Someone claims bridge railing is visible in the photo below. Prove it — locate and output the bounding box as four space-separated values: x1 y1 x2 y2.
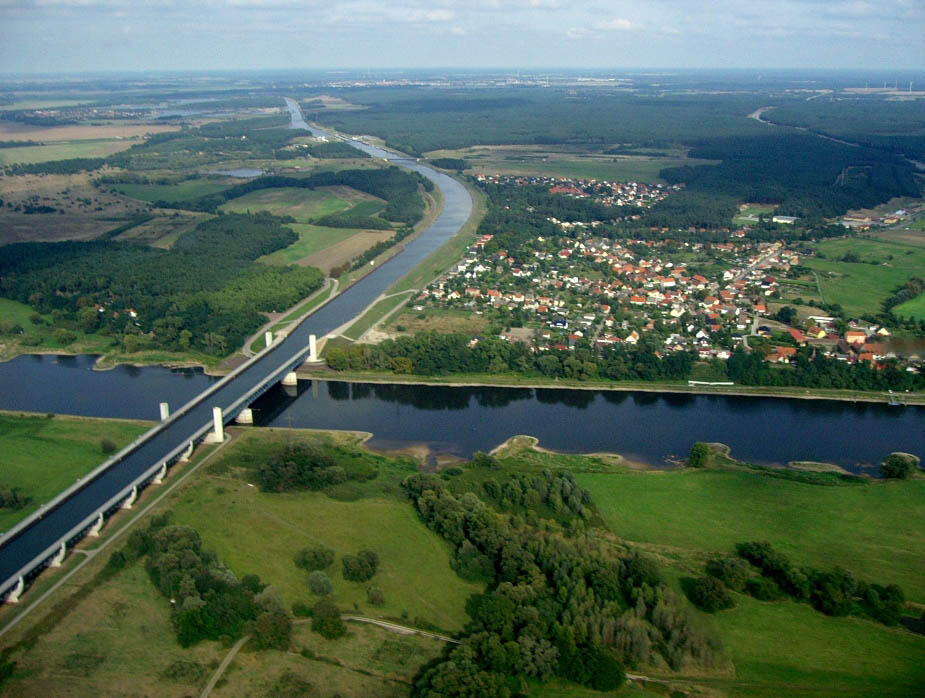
0 336 320 600
0 332 288 552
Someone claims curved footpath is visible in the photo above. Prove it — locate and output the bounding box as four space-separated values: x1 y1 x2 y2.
0 101 473 599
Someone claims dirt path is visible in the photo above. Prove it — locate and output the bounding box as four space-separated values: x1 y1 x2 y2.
340 616 459 643
200 634 250 698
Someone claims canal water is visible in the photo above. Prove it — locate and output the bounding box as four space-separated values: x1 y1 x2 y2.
1 354 921 472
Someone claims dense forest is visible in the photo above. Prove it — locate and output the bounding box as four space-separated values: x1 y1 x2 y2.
0 212 323 355
660 133 920 220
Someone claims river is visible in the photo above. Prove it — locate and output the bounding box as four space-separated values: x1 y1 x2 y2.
1 355 921 473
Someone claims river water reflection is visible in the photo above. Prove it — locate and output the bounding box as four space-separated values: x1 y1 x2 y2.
1 354 921 472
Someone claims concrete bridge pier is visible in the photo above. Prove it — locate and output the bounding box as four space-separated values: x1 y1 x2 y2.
121 485 138 510
205 406 225 443
235 408 254 425
180 440 194 462
6 577 24 604
49 542 66 568
159 402 170 421
282 371 298 386
309 334 318 362
265 331 273 349
152 462 167 484
89 512 104 537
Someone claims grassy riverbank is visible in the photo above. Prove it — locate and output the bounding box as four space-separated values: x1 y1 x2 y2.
0 412 151 531
1 424 921 697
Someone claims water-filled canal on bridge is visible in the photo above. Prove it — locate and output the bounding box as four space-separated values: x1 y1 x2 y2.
1 354 921 471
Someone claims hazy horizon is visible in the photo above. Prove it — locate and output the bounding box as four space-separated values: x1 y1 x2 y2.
1 0 923 74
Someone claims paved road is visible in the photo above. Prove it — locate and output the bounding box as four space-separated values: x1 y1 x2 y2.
0 99 473 599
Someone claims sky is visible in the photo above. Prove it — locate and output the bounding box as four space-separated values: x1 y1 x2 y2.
1 0 923 74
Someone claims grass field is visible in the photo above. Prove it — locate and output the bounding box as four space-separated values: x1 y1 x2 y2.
699 594 925 697
804 237 925 317
0 140 132 165
0 413 150 531
258 223 374 266
578 468 925 602
426 145 718 183
113 180 231 204
341 292 414 341
387 308 489 337
219 187 353 220
168 431 480 631
894 293 925 321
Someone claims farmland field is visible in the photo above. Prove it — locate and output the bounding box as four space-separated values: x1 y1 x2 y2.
894 293 925 320
113 180 231 204
219 187 353 220
804 237 925 317
0 140 133 165
258 223 379 266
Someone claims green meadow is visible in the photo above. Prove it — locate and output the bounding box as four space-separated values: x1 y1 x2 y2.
804 237 925 317
0 413 150 530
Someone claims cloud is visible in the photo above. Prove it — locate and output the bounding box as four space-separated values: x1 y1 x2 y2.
450 25 465 35
407 8 454 22
593 17 633 31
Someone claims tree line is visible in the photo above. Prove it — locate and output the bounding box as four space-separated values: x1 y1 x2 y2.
0 212 324 356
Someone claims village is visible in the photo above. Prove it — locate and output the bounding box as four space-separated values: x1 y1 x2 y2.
410 175 920 376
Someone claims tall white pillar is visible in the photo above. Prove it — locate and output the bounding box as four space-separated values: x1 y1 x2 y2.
159 402 170 421
265 331 273 349
212 406 224 442
309 334 318 361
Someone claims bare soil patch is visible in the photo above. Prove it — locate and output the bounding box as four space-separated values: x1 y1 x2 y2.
299 230 393 273
0 121 179 142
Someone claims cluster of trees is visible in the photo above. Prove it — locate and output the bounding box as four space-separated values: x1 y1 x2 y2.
2 157 106 176
255 442 347 492
314 213 392 230
294 546 335 572
404 472 721 696
120 519 291 649
348 224 414 270
342 550 379 582
880 453 920 480
726 346 924 392
734 541 906 625
429 157 469 171
0 212 324 356
327 330 695 384
0 487 29 510
481 471 594 521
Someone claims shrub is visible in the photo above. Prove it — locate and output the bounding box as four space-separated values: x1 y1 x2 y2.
294 546 335 572
342 549 379 582
687 576 734 612
308 571 333 596
311 599 346 639
880 453 916 479
705 557 749 591
745 576 783 601
292 601 311 617
688 442 711 467
367 586 385 606
100 438 118 454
